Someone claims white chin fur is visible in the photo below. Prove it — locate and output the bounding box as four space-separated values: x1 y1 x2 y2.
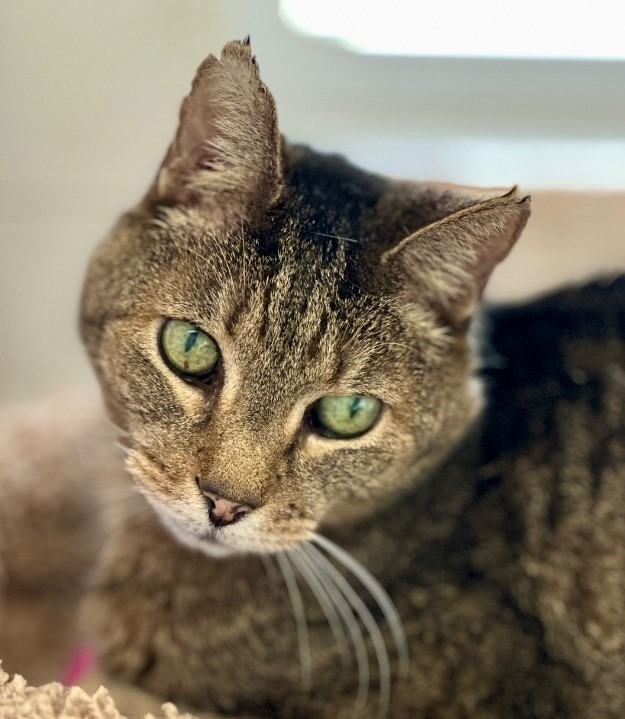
140 488 312 557
138 491 242 557
159 513 244 558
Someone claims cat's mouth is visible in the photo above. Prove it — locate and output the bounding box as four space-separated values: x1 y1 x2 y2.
195 530 245 557
124 451 316 555
145 489 315 557
164 517 243 557
164 513 314 558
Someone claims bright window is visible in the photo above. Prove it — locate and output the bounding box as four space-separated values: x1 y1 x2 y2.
281 0 625 60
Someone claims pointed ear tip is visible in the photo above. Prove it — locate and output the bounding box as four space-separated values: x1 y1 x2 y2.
500 187 531 210
221 38 254 60
188 40 259 91
501 185 527 200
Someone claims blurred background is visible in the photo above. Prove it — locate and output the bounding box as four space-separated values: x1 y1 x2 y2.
1 0 624 402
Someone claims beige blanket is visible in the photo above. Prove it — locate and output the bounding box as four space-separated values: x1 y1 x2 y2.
0 664 199 719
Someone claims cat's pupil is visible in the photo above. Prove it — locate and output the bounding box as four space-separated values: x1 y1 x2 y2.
184 329 199 353
312 394 382 439
349 397 363 419
159 319 219 379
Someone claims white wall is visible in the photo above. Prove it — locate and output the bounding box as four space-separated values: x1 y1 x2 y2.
1 0 624 402
0 1 237 402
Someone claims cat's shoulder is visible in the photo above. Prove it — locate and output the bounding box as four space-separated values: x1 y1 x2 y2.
482 274 625 406
477 273 625 544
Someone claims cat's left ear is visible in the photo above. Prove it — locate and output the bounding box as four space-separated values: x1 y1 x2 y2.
148 38 283 229
381 189 530 327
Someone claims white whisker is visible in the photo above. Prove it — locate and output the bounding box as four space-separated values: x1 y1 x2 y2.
290 547 351 668
304 542 391 719
310 231 359 245
113 442 132 457
297 544 370 710
276 551 312 692
312 533 409 676
260 552 281 589
89 474 154 530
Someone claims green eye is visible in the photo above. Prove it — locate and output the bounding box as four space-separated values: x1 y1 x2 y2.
159 319 219 378
311 395 382 439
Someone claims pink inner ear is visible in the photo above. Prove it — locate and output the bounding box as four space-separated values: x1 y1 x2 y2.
148 40 284 230
472 200 531 296
472 226 521 298
381 194 530 327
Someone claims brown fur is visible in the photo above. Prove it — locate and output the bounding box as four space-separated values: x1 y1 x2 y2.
79 41 529 559
2 40 624 719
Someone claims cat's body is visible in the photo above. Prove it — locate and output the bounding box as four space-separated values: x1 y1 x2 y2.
79 277 625 719
1 40 624 718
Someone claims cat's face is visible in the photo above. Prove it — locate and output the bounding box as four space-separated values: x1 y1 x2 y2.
80 40 529 556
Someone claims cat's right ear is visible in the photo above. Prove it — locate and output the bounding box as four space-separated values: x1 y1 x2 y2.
381 189 530 329
148 39 283 229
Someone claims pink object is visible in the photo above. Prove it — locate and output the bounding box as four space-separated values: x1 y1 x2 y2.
61 644 96 686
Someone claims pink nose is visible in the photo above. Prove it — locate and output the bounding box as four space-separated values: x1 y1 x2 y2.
196 478 254 527
205 493 250 527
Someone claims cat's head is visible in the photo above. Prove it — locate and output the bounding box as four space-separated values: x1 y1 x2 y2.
80 40 529 556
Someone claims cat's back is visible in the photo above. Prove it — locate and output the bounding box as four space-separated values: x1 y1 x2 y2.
481 275 625 522
474 276 625 715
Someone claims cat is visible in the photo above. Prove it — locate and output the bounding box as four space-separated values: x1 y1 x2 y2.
2 37 625 718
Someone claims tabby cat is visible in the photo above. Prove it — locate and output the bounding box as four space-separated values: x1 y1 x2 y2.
4 39 625 718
